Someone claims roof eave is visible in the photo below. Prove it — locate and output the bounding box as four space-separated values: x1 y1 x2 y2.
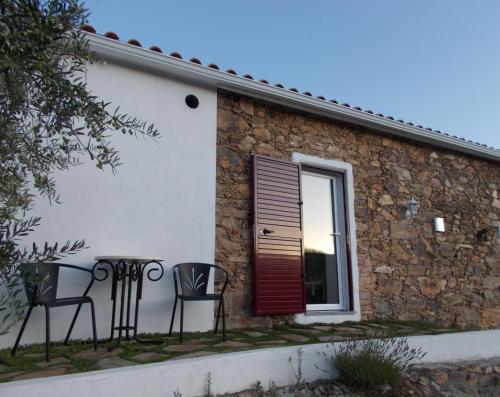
87 33 500 163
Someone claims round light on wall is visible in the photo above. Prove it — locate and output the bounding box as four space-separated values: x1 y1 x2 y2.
185 94 199 109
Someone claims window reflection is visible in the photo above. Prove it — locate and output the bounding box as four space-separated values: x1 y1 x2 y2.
302 173 340 305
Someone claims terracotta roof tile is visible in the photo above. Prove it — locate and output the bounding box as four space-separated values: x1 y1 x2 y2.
127 39 142 47
81 24 96 33
80 25 498 152
104 31 119 40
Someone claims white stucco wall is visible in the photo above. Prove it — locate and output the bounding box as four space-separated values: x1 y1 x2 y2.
0 61 218 349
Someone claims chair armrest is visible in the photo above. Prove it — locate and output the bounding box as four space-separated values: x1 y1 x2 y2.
212 265 229 295
49 263 94 297
55 263 93 274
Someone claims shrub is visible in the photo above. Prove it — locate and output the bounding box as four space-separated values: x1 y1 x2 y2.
319 337 426 389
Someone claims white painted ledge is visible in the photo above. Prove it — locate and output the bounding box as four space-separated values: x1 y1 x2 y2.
1 330 499 397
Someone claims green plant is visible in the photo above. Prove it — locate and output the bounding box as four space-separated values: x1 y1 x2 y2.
267 380 278 397
173 387 182 397
204 372 213 397
252 380 264 397
320 337 426 389
288 347 310 394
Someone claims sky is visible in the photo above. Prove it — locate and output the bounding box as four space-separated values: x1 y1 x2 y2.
84 0 500 148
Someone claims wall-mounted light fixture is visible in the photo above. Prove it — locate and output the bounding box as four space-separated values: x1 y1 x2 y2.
433 218 445 233
405 196 419 220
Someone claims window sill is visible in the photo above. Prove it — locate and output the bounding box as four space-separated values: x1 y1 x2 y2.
305 310 356 316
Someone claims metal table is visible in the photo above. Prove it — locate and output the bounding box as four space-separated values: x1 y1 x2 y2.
93 256 164 345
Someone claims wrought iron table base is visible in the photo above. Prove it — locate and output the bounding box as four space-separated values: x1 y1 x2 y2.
93 259 164 346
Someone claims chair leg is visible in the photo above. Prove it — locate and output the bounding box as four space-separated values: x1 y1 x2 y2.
44 305 51 362
64 303 83 345
168 297 178 337
11 305 34 356
221 297 226 342
90 301 98 350
214 299 223 334
179 299 184 343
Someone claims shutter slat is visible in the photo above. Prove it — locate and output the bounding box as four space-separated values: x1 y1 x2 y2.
258 179 300 191
253 155 306 316
257 172 300 183
257 188 300 200
258 211 301 219
257 219 301 228
257 198 300 208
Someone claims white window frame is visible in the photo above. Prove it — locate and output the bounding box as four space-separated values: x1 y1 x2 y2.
292 153 361 324
301 170 348 311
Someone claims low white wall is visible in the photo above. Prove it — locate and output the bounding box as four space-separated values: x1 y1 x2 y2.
1 330 499 397
0 61 218 349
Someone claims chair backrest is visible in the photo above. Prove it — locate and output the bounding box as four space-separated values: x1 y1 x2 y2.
174 263 216 298
20 262 59 305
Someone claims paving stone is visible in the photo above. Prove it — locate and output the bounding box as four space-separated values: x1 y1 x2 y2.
35 356 71 368
396 325 417 332
74 347 123 360
24 352 45 359
213 340 251 348
163 344 203 353
244 331 267 337
131 352 168 362
366 323 390 329
318 335 350 342
347 324 371 330
255 340 287 345
366 328 390 337
94 356 135 370
172 351 218 360
187 337 218 344
13 367 67 381
333 327 364 334
289 328 322 335
313 325 334 332
280 333 310 343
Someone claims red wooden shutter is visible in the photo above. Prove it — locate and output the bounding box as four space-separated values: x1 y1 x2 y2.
252 155 306 315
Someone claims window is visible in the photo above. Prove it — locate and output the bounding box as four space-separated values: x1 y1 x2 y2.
301 168 350 311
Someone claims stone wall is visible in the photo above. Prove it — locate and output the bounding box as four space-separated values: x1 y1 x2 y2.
215 90 500 329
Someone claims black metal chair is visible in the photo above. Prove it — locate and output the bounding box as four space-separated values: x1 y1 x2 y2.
11 262 98 361
168 263 228 342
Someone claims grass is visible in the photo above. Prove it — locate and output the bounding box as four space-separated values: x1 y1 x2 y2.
0 320 462 382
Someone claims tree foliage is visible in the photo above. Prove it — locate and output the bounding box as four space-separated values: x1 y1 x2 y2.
0 0 158 333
